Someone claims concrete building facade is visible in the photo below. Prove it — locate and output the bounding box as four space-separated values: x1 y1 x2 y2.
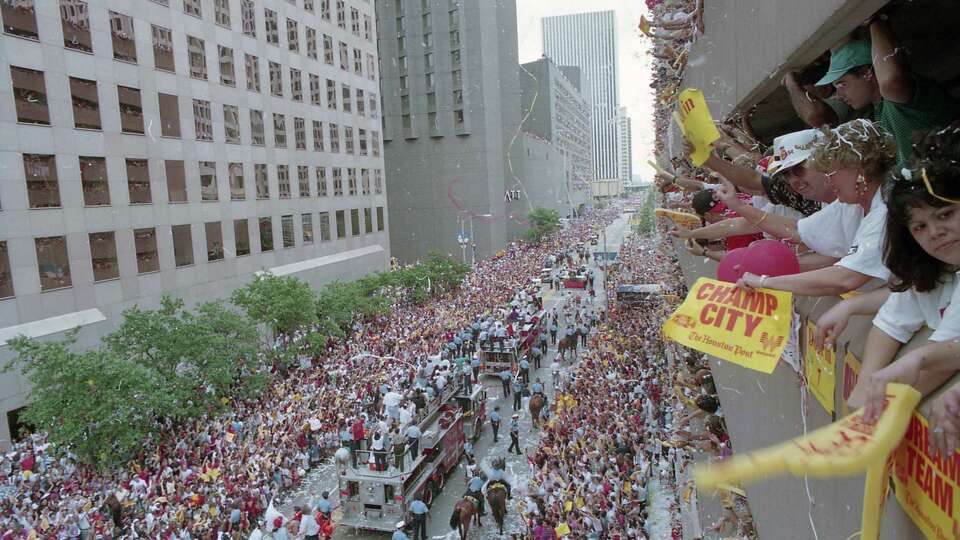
0 0 389 444
542 10 619 182
617 107 631 187
376 0 520 263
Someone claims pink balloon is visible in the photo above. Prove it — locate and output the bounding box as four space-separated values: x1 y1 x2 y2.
716 247 746 283
740 239 800 277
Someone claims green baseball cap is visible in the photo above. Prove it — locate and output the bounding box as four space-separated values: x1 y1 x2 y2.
816 40 873 86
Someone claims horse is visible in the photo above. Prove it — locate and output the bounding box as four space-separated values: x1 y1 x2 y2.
486 482 508 536
529 394 547 429
449 496 480 540
557 335 577 360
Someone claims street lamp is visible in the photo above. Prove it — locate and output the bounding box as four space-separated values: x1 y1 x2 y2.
469 214 493 266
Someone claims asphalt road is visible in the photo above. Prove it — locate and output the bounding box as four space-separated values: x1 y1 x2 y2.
287 214 633 539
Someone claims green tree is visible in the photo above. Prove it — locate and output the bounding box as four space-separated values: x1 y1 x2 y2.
525 207 562 244
230 272 318 334
4 333 173 468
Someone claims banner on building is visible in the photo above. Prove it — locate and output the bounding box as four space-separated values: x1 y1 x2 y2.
662 278 792 374
676 88 722 166
804 321 837 414
892 412 960 540
841 350 862 416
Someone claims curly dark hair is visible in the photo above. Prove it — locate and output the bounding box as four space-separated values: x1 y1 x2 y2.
691 189 718 216
883 126 960 292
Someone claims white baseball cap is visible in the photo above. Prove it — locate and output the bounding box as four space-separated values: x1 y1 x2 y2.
766 129 823 177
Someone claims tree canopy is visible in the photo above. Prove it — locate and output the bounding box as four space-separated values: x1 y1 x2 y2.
524 207 562 244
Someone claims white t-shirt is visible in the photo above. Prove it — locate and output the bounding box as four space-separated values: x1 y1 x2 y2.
836 190 892 281
796 199 863 258
874 273 959 343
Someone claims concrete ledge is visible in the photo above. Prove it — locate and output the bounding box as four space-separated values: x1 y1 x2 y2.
257 245 386 278
0 308 106 348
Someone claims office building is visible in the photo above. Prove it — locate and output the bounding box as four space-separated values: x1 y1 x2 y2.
376 0 520 263
0 0 388 443
542 10 619 181
618 107 632 187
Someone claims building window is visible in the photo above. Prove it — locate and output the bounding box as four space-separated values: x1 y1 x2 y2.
370 94 378 118
306 27 317 59
89 232 119 282
345 127 354 154
273 113 287 147
377 206 385 231
312 120 324 151
265 9 279 44
302 213 314 243
152 25 175 71
339 41 349 70
69 77 100 130
316 167 328 197
269 61 283 96
118 86 144 134
250 109 265 145
342 84 351 113
374 169 383 194
35 236 71 291
361 168 370 194
326 79 337 110
455 109 464 127
10 66 49 125
219 46 236 86
199 161 218 201
158 93 180 137
335 210 346 238
23 154 60 209
400 76 408 91
359 129 368 156
402 113 411 130
259 217 274 252
310 74 321 105
453 88 463 105
255 163 269 199
320 0 330 20
372 131 380 156
426 72 435 90
134 228 159 273
350 209 360 236
449 8 459 27
61 0 92 53
332 167 343 196
290 68 302 101
245 54 261 92
229 163 245 200
298 166 310 197
319 212 331 241
363 14 372 41
109 11 136 63
224 104 241 143
364 207 373 233
205 222 224 261
450 29 459 47
336 0 346 28
79 156 110 206
356 89 365 116
294 117 306 149
234 219 251 256
171 224 194 267
424 52 434 71
353 48 362 75
187 36 207 79
304 0 315 13
193 99 213 140
165 160 187 202
452 69 462 87
214 0 231 27
286 18 298 51
329 123 340 152
451 49 460 67
350 8 360 35
323 34 334 64
183 0 201 17
367 54 376 81
241 1 256 37
347 167 357 195
277 165 290 198
281 215 295 248
3 0 38 39
126 158 151 204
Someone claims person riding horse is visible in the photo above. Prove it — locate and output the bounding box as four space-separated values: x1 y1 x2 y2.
530 378 546 402
489 462 512 501
464 474 486 517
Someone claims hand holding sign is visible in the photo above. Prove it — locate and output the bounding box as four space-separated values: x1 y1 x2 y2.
677 88 722 166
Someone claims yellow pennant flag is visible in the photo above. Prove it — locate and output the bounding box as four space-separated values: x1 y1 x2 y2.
662 278 792 374
639 15 653 37
695 383 921 540
804 321 836 414
655 208 701 230
677 88 722 166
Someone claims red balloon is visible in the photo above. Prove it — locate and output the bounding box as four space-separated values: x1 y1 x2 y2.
716 247 746 283
740 239 800 277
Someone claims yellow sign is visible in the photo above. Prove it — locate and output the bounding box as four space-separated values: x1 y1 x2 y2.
891 412 960 540
804 321 836 414
662 278 793 374
841 350 862 416
677 88 722 166
696 384 921 540
639 15 653 37
655 208 701 230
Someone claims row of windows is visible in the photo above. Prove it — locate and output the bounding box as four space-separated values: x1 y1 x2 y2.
9 67 382 153
19 154 384 210
0 207 385 298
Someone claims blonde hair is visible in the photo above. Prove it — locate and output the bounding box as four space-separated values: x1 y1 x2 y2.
810 119 897 182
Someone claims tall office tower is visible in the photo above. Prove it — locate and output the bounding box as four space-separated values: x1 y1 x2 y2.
542 10 619 181
618 107 632 186
0 0 389 443
376 0 520 263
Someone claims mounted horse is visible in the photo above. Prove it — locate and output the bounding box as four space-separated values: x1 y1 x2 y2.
486 480 509 536
557 334 578 360
529 393 548 429
449 495 480 540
